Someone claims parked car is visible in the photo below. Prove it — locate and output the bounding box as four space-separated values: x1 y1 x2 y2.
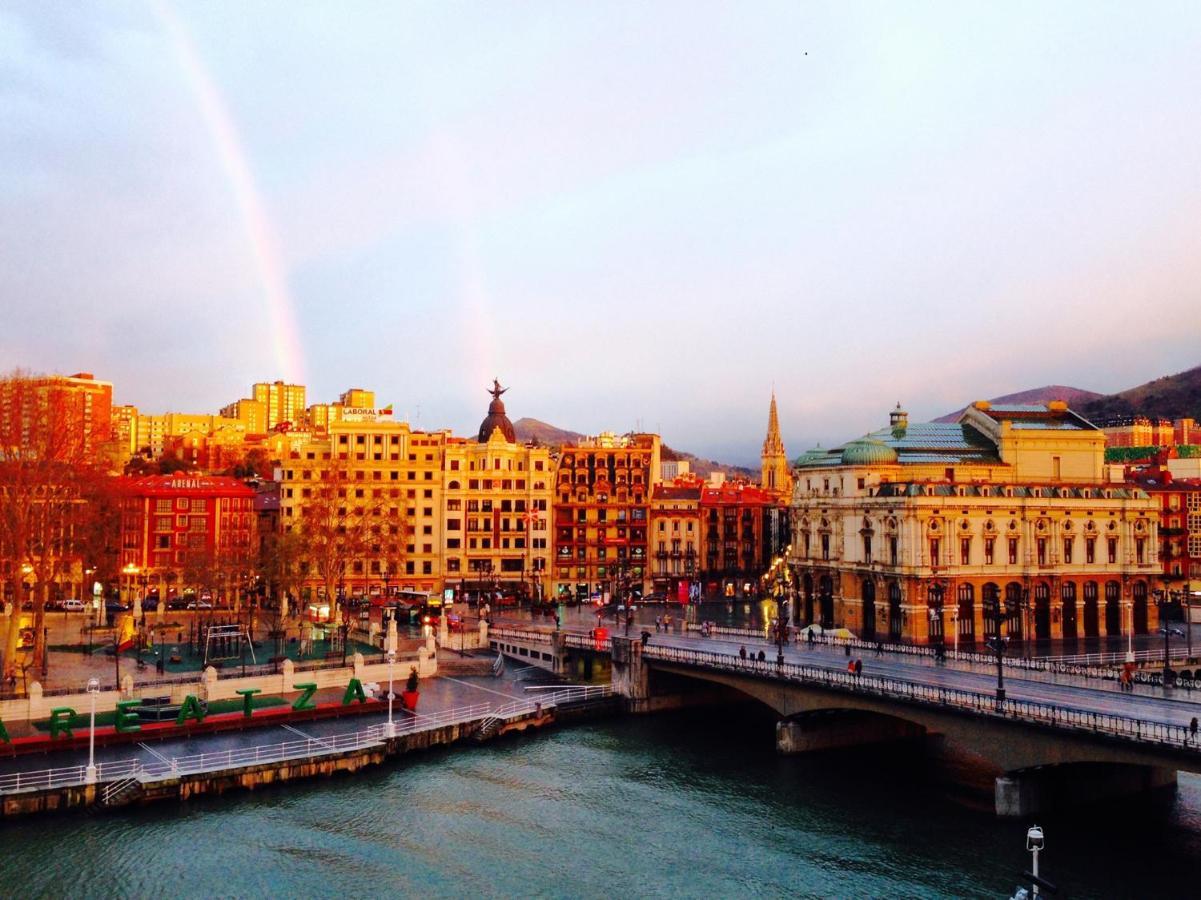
141 595 159 612
60 598 86 613
167 596 190 611
105 599 131 614
186 599 213 610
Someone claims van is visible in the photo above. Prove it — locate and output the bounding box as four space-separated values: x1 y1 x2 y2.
60 598 86 613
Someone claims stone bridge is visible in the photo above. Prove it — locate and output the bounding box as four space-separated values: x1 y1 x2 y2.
491 626 1201 816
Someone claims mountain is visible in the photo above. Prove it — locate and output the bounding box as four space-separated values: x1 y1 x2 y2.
512 418 584 446
1078 365 1201 423
512 417 755 479
935 386 1103 423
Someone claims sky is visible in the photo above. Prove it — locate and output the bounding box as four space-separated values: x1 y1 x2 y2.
2 2 1200 465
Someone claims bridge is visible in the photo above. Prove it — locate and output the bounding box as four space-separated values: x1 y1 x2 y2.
490 622 1201 816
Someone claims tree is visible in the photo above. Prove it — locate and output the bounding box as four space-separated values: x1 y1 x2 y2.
258 529 304 618
0 370 104 682
294 457 397 618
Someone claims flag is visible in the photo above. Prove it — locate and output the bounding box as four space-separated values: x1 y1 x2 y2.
381 404 393 415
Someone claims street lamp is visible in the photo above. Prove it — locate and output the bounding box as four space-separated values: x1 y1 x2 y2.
985 596 1007 706
85 676 100 784
384 649 397 738
1153 588 1186 685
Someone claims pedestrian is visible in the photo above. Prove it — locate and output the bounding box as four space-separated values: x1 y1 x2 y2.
1191 717 1198 740
655 615 661 633
757 649 766 662
875 641 883 657
739 645 747 660
847 659 855 675
855 658 863 677
807 630 814 648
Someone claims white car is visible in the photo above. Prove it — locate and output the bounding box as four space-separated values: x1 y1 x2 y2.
60 598 86 613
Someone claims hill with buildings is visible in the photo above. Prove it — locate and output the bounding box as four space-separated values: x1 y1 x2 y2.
512 417 755 480
935 386 1102 423
1077 365 1201 423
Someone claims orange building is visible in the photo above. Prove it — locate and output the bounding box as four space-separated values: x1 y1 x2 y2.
552 433 661 601
0 371 112 462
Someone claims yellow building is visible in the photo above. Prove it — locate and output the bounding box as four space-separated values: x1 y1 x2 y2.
441 383 553 601
219 398 267 434
278 413 448 599
789 401 1161 646
252 380 306 430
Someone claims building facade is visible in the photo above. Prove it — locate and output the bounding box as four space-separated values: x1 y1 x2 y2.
552 432 661 601
790 402 1162 645
649 480 703 600
117 473 257 594
0 371 113 463
441 384 553 601
699 481 780 596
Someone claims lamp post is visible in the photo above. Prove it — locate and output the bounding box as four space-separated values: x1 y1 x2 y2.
985 596 1007 706
1020 587 1031 660
85 676 100 784
1153 588 1185 685
384 649 397 738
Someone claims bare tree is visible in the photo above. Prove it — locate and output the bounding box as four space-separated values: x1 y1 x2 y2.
0 371 103 681
295 457 393 619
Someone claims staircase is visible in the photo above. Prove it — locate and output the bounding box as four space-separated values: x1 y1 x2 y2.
100 776 143 808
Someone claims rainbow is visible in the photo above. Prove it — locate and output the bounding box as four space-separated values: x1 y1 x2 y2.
151 1 305 383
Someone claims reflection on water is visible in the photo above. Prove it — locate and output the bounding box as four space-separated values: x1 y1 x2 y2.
2 706 1199 899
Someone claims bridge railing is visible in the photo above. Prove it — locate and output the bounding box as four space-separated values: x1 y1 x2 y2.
562 633 611 652
489 626 554 644
643 645 1201 755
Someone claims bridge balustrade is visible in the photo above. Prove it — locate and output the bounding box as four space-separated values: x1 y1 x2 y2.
641 644 1201 755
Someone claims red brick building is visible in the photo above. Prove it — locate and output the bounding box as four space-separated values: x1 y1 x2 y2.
117 473 257 594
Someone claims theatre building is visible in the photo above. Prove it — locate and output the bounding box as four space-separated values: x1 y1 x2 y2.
789 401 1161 646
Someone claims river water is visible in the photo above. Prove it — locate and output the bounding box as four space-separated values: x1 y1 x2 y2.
3 706 1199 899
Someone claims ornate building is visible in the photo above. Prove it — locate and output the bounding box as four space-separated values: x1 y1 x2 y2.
441 382 553 601
789 401 1161 646
552 432 661 601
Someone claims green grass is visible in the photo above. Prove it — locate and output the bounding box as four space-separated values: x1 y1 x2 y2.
32 695 288 732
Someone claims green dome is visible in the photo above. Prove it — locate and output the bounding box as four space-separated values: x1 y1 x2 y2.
840 438 898 466
793 446 829 467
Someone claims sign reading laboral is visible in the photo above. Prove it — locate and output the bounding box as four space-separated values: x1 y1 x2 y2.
340 405 395 423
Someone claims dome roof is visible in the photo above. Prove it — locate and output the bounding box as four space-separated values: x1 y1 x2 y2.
840 438 899 466
793 446 830 467
478 379 516 443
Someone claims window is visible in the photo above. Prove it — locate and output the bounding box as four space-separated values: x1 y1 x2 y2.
984 537 995 565
1063 537 1073 565
1086 538 1096 564
960 537 970 566
889 537 898 566
1108 538 1117 564
1136 538 1146 565
1008 538 1018 565
929 538 940 566
821 534 830 561
1037 538 1047 567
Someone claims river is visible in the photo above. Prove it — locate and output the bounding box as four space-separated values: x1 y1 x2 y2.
3 705 1199 898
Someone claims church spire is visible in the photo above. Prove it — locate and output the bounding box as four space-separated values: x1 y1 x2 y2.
761 391 792 497
763 391 784 455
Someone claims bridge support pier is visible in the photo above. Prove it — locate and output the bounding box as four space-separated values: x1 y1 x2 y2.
611 637 650 712
995 765 1178 818
776 711 925 755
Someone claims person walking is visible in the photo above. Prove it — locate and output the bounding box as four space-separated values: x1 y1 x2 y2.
739 645 747 660
854 658 863 677
1191 717 1198 740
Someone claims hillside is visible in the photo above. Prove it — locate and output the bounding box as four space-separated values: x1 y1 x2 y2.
512 417 754 479
935 385 1102 423
1078 365 1201 423
512 418 585 446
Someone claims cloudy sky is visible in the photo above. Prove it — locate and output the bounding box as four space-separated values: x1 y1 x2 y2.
3 2 1200 464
